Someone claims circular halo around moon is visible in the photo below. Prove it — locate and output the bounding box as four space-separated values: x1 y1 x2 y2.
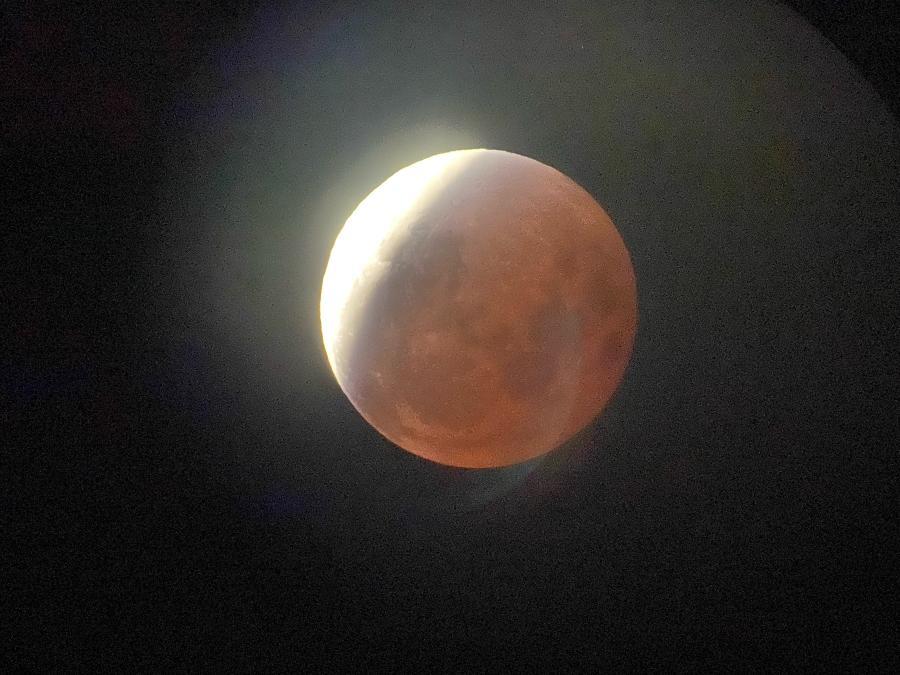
321 149 637 468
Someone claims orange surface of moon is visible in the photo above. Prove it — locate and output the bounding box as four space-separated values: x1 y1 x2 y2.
321 149 637 468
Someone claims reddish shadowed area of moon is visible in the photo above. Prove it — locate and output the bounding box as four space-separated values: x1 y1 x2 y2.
321 149 637 468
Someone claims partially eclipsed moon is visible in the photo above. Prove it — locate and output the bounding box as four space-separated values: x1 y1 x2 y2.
321 149 637 468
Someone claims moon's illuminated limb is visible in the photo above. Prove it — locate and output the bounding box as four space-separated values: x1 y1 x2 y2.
320 149 637 468
321 150 483 379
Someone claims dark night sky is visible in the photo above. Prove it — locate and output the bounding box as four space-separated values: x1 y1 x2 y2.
6 0 900 670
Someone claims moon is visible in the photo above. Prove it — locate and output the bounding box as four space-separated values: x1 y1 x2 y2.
321 149 637 468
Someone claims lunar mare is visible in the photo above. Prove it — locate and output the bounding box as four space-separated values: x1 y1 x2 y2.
321 149 637 468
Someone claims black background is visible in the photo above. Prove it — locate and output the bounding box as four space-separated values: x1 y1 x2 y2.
6 0 900 670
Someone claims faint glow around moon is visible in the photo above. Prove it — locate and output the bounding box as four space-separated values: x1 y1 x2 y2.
320 149 483 378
